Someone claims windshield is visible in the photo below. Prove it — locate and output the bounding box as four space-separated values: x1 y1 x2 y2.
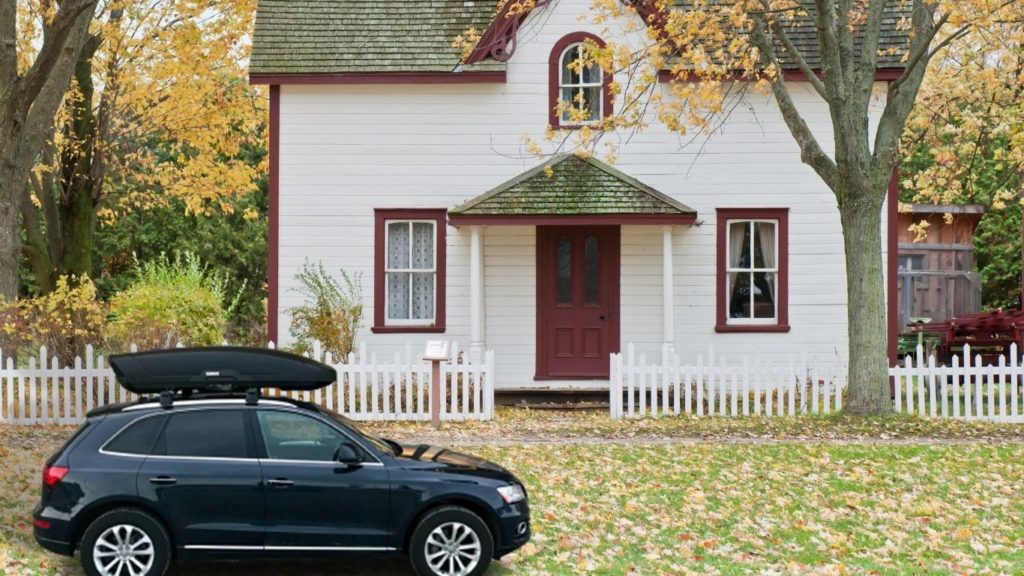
320 407 397 455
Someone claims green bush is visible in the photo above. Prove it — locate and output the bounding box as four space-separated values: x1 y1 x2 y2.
107 252 241 350
288 261 363 360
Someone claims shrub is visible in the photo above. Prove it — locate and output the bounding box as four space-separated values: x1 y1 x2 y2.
0 276 105 364
107 252 241 350
289 261 363 360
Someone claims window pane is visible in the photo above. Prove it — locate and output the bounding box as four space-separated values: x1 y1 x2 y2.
584 235 599 304
411 222 434 269
162 411 247 458
728 271 751 319
257 411 344 462
557 236 572 304
105 415 165 455
753 272 776 318
560 87 576 122
581 86 601 121
561 45 581 84
387 272 410 319
728 221 751 269
581 55 601 84
754 221 776 269
411 272 435 320
387 222 410 269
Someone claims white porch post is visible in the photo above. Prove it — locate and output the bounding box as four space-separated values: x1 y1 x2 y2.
470 225 485 354
662 225 675 359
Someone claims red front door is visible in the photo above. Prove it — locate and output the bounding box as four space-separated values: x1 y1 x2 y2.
536 226 620 379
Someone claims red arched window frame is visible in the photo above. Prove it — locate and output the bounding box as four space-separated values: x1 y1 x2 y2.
548 32 613 129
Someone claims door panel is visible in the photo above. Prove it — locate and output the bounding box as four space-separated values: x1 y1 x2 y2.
537 226 620 378
255 409 392 550
137 409 264 549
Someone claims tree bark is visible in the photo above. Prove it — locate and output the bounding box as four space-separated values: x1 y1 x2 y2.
838 182 892 413
0 0 96 299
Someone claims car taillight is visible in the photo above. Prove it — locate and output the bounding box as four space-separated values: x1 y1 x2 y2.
42 465 68 488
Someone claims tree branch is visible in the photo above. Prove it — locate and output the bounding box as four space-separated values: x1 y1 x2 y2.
751 18 838 189
20 0 97 106
758 0 828 99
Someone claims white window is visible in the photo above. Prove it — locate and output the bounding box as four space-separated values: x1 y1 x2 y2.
726 219 778 324
559 42 603 124
385 220 436 324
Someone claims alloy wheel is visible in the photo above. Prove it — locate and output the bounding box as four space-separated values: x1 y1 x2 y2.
423 521 482 576
92 524 155 576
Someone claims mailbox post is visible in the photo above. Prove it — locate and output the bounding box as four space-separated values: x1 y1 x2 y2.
422 340 451 428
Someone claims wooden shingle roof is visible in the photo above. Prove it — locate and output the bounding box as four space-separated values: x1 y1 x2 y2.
250 0 911 77
250 0 505 75
448 154 697 223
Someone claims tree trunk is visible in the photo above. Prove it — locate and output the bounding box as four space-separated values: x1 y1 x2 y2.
0 153 19 299
839 187 893 414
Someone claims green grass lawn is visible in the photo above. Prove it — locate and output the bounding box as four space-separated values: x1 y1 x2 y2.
2 423 1023 575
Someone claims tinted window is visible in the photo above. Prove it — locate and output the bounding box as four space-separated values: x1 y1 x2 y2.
257 410 346 462
159 410 248 458
105 415 165 455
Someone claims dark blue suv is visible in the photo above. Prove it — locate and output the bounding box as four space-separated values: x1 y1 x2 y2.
32 348 530 576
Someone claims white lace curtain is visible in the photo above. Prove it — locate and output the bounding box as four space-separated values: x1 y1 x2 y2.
387 221 435 321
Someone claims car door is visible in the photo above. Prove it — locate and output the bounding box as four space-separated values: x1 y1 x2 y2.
254 408 392 551
137 407 264 551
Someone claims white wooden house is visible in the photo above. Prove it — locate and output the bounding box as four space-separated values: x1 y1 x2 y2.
249 0 909 391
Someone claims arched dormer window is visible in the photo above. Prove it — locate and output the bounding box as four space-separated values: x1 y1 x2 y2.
549 32 613 129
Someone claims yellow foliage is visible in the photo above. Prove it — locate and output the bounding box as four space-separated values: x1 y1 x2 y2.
0 276 105 363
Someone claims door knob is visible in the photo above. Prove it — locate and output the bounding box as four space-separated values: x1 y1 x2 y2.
267 478 294 488
148 476 177 485
599 315 607 320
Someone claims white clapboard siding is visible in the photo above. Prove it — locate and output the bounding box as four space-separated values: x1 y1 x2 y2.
0 343 495 425
890 344 1024 423
611 343 847 419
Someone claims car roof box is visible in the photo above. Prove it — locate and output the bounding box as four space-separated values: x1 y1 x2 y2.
109 347 336 394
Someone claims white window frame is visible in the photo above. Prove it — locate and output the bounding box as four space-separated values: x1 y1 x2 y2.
725 219 780 325
384 219 437 326
558 42 603 124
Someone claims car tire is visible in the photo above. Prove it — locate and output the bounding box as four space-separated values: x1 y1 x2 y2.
409 505 494 576
80 508 171 576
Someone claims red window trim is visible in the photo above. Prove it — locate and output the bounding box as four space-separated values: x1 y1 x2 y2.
548 32 614 130
715 208 790 333
372 209 447 334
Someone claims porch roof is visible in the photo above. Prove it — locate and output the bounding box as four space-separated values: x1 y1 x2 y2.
448 154 697 225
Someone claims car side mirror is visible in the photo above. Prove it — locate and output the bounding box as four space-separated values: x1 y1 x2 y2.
334 442 362 465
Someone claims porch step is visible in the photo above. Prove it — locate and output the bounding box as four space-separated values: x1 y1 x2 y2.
496 390 609 410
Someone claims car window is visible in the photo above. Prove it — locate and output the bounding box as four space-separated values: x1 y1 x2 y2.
257 410 347 462
157 410 248 459
105 415 166 455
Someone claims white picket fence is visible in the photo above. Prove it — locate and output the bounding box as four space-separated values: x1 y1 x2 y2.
610 344 847 418
891 344 1024 422
0 342 495 425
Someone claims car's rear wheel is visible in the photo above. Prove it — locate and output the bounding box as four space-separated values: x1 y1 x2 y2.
80 508 170 576
410 506 493 576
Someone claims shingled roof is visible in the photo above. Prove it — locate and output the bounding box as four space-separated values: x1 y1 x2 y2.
250 0 504 75
250 0 911 76
448 154 696 222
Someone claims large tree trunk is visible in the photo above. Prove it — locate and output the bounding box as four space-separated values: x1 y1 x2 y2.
0 0 96 299
838 186 892 414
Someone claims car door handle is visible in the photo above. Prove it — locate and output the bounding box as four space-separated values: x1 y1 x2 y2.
267 478 294 488
148 476 177 485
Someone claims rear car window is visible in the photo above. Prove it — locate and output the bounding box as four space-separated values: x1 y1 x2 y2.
157 410 248 459
104 415 166 455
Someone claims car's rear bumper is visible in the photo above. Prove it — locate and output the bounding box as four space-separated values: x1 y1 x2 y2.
34 531 74 556
33 504 75 557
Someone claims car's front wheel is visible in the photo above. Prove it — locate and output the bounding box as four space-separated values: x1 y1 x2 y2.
80 508 171 576
410 505 494 576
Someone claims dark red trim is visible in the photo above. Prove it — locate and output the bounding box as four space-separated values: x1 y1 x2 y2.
464 0 555 64
659 67 905 83
548 33 614 130
448 214 695 226
267 85 280 344
372 209 447 334
715 208 790 333
887 165 899 365
249 72 506 85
